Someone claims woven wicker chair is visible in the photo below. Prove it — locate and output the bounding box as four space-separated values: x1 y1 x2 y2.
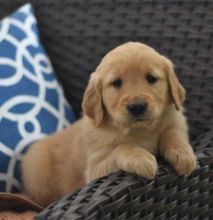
1 0 212 219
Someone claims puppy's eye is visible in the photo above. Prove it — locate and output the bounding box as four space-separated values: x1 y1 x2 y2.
146 74 157 84
112 79 122 88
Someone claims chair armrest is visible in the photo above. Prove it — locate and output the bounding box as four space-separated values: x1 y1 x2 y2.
36 131 213 220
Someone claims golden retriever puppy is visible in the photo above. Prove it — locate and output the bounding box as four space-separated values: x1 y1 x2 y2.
22 42 197 206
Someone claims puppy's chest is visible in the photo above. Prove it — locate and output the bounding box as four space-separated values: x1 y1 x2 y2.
122 131 159 155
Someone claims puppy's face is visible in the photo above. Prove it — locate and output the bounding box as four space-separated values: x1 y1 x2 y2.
83 42 185 129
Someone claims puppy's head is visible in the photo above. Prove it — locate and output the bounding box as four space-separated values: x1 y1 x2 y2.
83 42 185 128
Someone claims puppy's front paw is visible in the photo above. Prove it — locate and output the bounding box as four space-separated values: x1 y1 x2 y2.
164 146 197 176
121 149 158 179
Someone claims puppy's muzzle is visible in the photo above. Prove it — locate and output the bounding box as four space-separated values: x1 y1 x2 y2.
127 102 147 118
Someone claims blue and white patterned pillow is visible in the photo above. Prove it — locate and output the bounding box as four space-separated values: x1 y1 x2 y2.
0 4 76 192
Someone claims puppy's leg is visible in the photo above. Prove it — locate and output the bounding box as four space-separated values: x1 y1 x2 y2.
113 145 158 179
86 145 158 183
85 147 117 183
22 141 64 206
159 128 197 176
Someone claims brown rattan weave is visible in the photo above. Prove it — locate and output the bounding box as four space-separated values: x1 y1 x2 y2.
0 0 212 219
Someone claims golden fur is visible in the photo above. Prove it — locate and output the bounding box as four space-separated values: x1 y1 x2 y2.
22 42 197 206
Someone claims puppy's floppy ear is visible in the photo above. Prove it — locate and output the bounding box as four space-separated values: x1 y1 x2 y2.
163 57 186 110
82 73 105 127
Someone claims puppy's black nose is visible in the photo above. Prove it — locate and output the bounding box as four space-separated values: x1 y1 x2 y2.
127 102 147 117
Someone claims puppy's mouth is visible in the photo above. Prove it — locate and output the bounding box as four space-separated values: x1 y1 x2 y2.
131 117 149 123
